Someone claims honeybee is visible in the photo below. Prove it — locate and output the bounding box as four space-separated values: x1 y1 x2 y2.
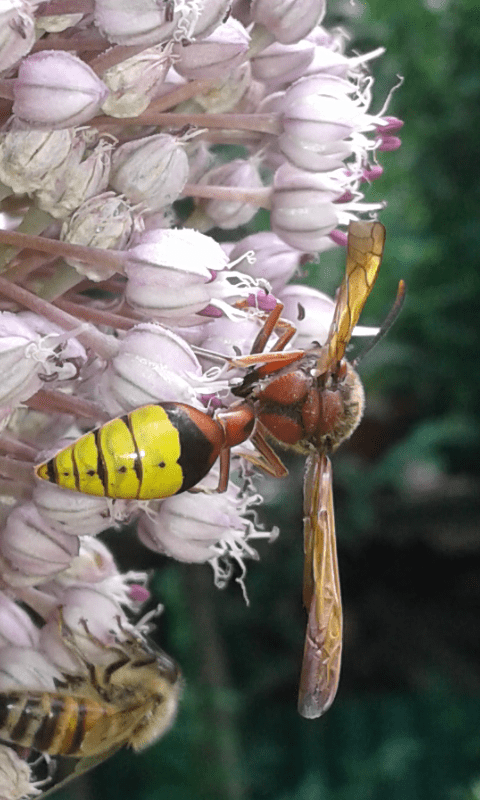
0 619 181 794
35 222 400 718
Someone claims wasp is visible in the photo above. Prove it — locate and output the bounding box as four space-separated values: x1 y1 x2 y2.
35 221 401 718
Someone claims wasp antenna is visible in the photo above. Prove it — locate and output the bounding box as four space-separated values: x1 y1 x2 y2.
353 279 406 368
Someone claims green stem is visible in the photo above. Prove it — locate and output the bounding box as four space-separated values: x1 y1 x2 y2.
36 262 85 302
0 207 54 272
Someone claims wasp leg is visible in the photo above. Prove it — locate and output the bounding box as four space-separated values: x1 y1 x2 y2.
235 424 288 478
229 349 305 370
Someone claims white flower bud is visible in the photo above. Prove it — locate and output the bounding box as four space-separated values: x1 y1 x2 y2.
0 592 39 648
191 0 233 39
137 490 233 563
173 18 250 81
60 192 135 279
0 503 79 585
94 0 196 46
33 481 118 537
279 284 335 350
0 128 75 194
197 158 264 229
95 322 203 415
229 231 303 293
124 227 226 322
13 51 109 128
279 134 353 173
0 646 60 691
0 0 35 72
110 134 189 211
47 537 118 587
40 587 130 668
271 163 340 250
251 0 326 44
138 480 277 595
251 39 315 90
199 315 269 363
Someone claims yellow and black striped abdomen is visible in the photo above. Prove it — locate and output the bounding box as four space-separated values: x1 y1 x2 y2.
35 402 224 500
0 690 115 757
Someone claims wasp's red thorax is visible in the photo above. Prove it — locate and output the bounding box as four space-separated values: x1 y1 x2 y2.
234 355 364 456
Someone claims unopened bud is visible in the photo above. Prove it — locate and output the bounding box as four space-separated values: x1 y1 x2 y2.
110 134 189 211
251 39 315 90
95 321 203 415
0 503 79 586
229 231 303 293
13 51 109 128
174 18 250 81
0 0 35 72
0 592 39 648
192 0 233 38
95 0 201 46
195 60 252 114
251 0 326 44
271 163 340 250
279 284 335 350
33 481 116 537
197 158 264 229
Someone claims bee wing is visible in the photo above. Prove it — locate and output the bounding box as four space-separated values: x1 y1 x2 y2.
38 746 123 799
322 220 385 370
298 453 342 719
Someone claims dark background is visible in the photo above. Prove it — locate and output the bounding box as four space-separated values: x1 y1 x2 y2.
60 1 480 798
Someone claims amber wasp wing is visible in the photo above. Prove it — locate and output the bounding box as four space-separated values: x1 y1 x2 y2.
298 453 342 718
298 221 386 718
320 220 386 371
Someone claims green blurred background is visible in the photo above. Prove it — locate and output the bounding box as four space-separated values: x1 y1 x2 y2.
60 1 480 798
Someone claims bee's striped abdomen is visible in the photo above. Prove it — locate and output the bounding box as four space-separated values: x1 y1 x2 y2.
0 691 113 757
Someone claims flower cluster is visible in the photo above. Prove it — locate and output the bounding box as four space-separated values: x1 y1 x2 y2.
0 0 401 795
